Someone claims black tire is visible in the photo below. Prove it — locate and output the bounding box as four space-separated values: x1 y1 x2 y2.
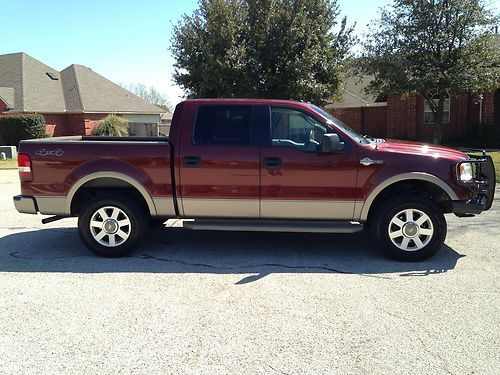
372 194 447 261
78 195 147 257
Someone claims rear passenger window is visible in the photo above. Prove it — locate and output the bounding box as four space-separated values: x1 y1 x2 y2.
193 106 252 146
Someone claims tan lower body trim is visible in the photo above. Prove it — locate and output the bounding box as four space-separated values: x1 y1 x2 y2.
180 198 358 220
35 196 175 217
353 201 365 221
152 197 176 217
34 196 67 215
181 198 259 218
261 200 356 220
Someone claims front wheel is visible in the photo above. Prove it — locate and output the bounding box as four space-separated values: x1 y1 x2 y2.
373 194 447 261
78 196 147 257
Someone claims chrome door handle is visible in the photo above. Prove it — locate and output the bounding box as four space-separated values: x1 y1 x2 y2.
360 157 383 166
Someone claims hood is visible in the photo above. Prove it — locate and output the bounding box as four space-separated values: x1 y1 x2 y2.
376 139 468 162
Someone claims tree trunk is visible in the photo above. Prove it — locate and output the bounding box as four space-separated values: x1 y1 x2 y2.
432 97 445 144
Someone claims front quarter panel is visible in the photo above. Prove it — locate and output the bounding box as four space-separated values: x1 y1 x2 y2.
355 144 472 221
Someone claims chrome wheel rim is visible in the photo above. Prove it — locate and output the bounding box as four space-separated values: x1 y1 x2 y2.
90 206 131 247
388 209 434 252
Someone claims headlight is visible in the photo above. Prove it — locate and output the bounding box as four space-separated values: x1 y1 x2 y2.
458 162 473 181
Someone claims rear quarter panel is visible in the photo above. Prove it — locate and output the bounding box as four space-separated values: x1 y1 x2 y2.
18 140 173 215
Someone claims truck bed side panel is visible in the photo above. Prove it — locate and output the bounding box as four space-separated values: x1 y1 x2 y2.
18 140 174 217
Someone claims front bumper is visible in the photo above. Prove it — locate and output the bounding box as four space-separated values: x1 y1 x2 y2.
450 195 488 215
13 195 38 214
455 151 496 214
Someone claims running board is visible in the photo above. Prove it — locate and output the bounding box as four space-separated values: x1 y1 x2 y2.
183 220 364 233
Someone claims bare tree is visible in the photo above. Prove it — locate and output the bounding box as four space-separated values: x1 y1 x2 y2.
121 83 173 112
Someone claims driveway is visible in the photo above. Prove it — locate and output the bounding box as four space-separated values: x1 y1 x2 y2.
0 169 498 374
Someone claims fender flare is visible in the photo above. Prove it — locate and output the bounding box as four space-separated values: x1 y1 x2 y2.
358 172 458 221
65 171 157 216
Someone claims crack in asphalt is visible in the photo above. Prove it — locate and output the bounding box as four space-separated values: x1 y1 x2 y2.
135 253 392 279
9 251 90 260
7 251 392 280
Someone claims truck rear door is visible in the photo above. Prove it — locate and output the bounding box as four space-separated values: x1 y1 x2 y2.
177 103 261 218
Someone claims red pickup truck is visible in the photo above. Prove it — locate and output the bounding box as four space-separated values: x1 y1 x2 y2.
13 99 496 261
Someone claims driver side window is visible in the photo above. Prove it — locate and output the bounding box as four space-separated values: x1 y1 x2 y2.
271 107 327 152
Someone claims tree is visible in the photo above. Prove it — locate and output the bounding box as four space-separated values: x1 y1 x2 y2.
358 0 499 144
122 83 173 112
171 0 354 105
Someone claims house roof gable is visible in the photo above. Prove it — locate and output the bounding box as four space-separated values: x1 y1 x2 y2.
64 64 164 114
0 52 164 115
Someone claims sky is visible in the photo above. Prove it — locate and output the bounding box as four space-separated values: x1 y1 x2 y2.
2 0 405 106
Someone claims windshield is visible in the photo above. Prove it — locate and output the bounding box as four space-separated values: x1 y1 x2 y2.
308 104 365 144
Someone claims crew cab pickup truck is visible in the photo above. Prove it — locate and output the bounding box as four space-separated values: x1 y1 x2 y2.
13 99 496 260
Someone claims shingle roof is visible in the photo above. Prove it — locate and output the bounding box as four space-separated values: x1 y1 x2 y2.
0 53 23 110
64 64 164 113
0 52 164 114
326 75 386 109
0 87 15 108
22 53 66 112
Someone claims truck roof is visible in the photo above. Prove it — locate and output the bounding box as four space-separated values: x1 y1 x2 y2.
180 98 312 107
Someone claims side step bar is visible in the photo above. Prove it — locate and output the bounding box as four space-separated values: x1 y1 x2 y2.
183 219 364 233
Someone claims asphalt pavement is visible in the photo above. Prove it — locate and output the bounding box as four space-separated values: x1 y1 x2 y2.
0 169 498 374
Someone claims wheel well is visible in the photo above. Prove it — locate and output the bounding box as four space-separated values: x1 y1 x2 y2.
70 177 150 217
367 179 451 221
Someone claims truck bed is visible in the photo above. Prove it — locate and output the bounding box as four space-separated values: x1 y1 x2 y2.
17 136 175 218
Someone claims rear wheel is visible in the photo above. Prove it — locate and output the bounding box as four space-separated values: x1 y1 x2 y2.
78 196 147 257
373 194 447 261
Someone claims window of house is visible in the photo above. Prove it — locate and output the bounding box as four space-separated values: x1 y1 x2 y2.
424 94 450 124
193 106 252 146
270 107 327 152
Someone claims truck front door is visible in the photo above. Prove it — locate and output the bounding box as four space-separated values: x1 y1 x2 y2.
260 106 358 220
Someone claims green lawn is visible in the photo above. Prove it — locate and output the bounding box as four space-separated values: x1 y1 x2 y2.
467 150 500 183
0 159 17 169
489 151 500 183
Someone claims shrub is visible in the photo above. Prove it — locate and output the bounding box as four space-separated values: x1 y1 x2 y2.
95 115 129 136
0 114 47 147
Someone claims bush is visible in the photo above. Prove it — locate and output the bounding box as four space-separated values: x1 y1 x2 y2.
95 115 129 136
0 114 47 147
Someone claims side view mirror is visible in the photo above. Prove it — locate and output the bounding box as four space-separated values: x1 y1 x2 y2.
321 133 343 153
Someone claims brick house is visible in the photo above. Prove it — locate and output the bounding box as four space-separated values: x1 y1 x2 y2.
325 35 500 143
0 52 165 136
325 74 499 143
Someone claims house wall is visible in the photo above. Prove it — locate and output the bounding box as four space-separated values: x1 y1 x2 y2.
415 94 469 142
44 114 71 136
122 113 161 124
482 91 495 125
82 114 107 135
327 91 496 143
386 94 417 140
328 105 387 138
363 106 387 138
1 113 107 137
328 107 362 132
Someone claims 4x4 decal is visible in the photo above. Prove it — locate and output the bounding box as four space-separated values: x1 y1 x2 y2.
35 149 64 157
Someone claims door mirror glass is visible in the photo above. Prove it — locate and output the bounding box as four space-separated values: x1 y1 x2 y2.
321 133 343 153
